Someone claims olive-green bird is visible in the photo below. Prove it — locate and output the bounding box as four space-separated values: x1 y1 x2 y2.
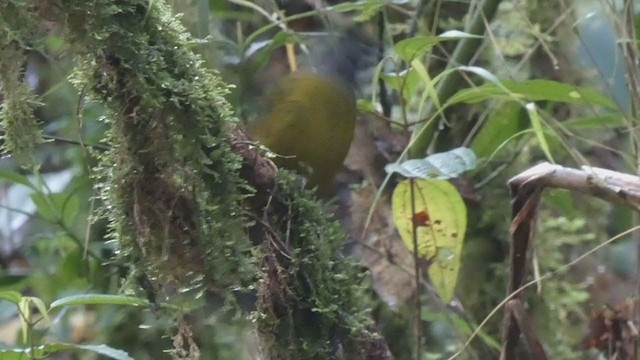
248 31 370 195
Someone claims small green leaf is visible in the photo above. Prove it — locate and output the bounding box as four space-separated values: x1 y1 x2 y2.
385 147 477 179
25 296 51 324
412 59 441 116
250 31 297 70
382 68 421 104
525 102 554 163
356 99 377 113
50 294 148 309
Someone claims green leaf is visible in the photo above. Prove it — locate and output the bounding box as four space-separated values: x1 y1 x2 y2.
395 32 483 61
60 192 80 228
471 101 529 158
0 343 133 360
447 86 515 105
505 79 618 109
392 179 467 302
448 79 618 109
356 99 377 113
412 59 441 116
385 147 477 179
0 291 22 304
25 296 51 324
30 192 79 226
562 114 625 129
382 68 421 104
0 168 32 188
525 102 555 163
458 66 504 87
50 294 148 309
18 297 30 343
0 274 27 287
31 192 57 223
250 31 297 71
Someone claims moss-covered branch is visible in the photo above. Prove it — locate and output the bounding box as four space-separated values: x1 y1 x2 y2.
0 1 42 168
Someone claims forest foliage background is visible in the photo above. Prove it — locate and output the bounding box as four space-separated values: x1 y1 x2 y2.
1 0 640 359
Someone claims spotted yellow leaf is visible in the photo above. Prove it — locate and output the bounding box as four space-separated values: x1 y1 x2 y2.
392 179 467 302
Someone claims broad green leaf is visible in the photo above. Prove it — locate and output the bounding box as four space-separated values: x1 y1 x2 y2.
392 179 467 302
448 79 618 109
50 294 148 309
0 343 133 360
385 147 477 179
505 79 618 109
525 102 555 163
471 101 529 158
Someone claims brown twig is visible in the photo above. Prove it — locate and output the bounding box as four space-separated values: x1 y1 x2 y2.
501 162 640 359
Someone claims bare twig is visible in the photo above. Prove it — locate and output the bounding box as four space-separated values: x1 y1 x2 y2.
508 162 640 211
501 162 640 359
505 300 549 360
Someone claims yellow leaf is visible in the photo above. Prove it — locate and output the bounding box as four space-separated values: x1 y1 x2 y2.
391 179 467 302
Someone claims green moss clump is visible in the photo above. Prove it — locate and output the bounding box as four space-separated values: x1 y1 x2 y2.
44 0 253 302
254 172 380 359
0 2 43 168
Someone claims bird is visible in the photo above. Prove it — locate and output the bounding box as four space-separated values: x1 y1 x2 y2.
248 30 370 196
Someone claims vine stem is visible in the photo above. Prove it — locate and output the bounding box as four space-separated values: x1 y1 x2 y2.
409 178 423 359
